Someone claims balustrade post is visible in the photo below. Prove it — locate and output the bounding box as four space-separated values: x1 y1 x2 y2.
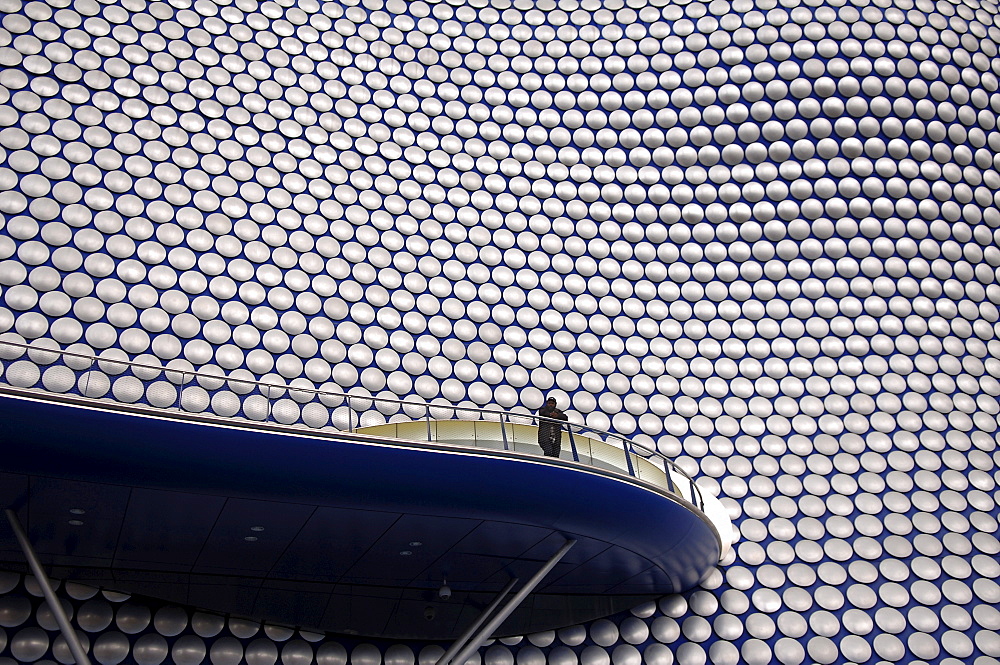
83 358 93 397
176 372 187 410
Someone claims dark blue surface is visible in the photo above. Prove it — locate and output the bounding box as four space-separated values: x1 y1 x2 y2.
0 391 721 639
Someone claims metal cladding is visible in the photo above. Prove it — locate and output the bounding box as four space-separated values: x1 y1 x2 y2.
0 0 999 662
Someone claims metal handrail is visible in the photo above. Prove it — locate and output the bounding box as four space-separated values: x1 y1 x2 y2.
0 338 705 510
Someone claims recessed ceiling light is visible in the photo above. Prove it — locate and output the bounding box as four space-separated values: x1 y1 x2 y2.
399 550 412 556
68 520 84 526
409 541 422 547
69 509 85 515
251 526 265 532
244 536 258 542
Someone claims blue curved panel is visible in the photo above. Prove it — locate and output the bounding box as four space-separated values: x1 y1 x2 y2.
0 392 720 639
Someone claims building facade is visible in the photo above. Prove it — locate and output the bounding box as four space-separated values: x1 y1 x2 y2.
0 0 999 662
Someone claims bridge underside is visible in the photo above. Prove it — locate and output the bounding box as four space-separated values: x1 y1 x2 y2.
0 391 721 640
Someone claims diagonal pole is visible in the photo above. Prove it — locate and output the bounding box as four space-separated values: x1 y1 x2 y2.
435 577 520 665
5 509 92 665
448 540 576 665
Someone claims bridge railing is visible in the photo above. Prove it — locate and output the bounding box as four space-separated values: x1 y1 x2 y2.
0 338 704 510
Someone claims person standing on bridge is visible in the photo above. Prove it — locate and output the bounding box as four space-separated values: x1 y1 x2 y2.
537 397 568 457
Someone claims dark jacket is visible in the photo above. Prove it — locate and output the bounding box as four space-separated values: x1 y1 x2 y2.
538 405 567 438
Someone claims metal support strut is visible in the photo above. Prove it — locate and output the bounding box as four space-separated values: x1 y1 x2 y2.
5 509 92 665
443 540 577 665
434 577 520 665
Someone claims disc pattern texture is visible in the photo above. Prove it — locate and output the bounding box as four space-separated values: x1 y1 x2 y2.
0 0 1000 661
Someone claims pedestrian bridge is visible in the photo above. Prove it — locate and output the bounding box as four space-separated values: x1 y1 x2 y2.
0 339 733 641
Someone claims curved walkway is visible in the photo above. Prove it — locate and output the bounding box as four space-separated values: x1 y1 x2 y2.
0 337 732 555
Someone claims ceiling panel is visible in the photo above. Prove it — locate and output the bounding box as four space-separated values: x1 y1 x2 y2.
451 521 552 558
605 565 680 595
109 568 196 607
519 532 610 566
341 514 481 586
271 506 401 582
0 473 29 515
27 477 131 559
116 489 226 566
482 560 578 591
254 582 333 629
186 575 261 619
195 499 315 573
391 591 471 641
544 547 652 592
321 584 403 636
415 552 510 586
